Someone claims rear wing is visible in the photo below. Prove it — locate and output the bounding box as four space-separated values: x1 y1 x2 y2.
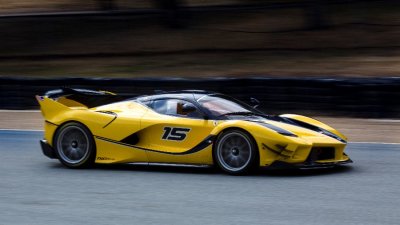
36 88 132 122
39 88 129 108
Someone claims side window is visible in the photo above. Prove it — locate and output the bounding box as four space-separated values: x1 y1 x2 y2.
141 100 153 108
152 99 203 119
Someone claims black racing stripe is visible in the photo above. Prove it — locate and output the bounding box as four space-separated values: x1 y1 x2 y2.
120 133 139 145
45 120 59 126
95 136 145 149
251 121 297 137
94 135 215 155
175 135 215 155
262 143 282 155
282 118 347 143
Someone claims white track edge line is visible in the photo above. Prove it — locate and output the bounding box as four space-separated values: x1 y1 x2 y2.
349 141 400 145
0 110 40 113
0 129 43 132
366 119 400 123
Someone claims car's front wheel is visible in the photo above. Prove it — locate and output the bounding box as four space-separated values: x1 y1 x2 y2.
54 122 96 168
214 129 258 175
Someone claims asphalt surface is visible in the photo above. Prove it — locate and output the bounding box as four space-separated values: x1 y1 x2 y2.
0 130 399 225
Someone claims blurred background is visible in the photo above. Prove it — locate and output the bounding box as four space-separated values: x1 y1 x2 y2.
0 0 400 117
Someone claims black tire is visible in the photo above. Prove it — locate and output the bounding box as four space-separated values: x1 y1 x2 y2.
53 122 96 168
214 129 258 175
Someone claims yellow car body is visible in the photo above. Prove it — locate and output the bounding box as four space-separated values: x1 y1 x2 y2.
37 88 351 174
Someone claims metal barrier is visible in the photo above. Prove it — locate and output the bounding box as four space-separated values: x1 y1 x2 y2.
1 77 399 118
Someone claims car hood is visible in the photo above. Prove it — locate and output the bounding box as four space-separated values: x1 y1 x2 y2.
230 115 347 143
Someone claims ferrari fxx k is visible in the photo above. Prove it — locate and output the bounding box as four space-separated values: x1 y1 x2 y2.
37 88 352 174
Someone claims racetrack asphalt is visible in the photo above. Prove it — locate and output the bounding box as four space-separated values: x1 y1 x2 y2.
0 130 399 225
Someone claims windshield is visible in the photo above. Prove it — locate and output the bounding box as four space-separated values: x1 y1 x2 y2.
197 94 263 117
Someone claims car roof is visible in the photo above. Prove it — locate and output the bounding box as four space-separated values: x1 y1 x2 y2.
135 90 217 102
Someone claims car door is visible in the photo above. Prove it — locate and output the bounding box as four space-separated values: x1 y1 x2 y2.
139 98 215 164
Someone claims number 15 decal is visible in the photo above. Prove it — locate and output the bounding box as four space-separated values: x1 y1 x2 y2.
162 127 191 141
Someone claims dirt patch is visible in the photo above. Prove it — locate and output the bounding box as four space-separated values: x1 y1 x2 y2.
2 49 400 77
314 117 400 144
0 111 44 131
1 111 399 143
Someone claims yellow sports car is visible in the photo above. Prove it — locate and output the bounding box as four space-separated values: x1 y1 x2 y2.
37 88 352 174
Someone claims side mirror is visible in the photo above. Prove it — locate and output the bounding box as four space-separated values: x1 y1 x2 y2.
182 103 197 114
250 97 260 108
181 103 208 119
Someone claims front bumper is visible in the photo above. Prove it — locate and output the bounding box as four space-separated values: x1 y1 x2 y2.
267 158 353 170
40 140 57 159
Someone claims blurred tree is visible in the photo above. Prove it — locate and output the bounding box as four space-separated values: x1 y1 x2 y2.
305 0 329 29
238 0 330 30
153 0 188 28
97 0 117 10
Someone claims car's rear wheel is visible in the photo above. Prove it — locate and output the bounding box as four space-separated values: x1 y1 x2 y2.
54 122 96 168
214 129 258 175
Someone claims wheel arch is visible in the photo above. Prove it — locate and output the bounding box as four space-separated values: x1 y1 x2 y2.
52 120 93 142
52 120 97 168
212 126 260 166
52 120 97 154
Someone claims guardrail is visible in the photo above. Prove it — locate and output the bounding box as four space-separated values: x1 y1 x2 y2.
1 77 399 118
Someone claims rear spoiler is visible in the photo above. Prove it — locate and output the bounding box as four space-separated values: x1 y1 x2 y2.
42 88 130 108
44 88 114 98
